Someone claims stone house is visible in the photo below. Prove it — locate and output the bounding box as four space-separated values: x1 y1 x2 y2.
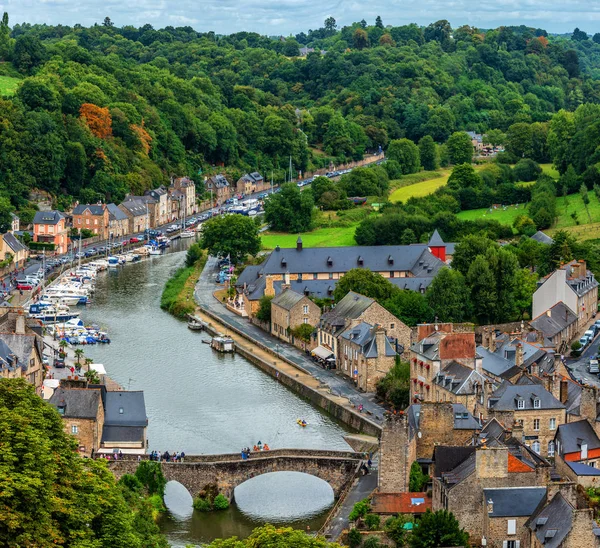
378 403 481 493
118 200 149 234
0 332 43 391
556 420 600 467
145 186 169 226
527 492 598 548
0 232 29 268
554 452 600 489
72 204 109 239
106 203 129 238
338 321 397 392
168 189 185 221
530 302 578 353
10 212 19 233
170 177 196 218
483 486 547 548
50 386 105 457
318 291 410 361
488 377 566 458
33 211 69 254
532 260 598 334
409 323 479 404
205 174 232 204
270 288 321 344
101 391 148 453
236 172 267 195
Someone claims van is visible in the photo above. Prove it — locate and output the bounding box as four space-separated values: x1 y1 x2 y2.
589 359 599 374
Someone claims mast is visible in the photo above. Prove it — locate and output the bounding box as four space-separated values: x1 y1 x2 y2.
78 229 82 269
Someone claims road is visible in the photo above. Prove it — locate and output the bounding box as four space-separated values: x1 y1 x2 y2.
194 256 386 424
565 327 600 385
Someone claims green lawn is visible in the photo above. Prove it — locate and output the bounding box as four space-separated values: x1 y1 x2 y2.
456 204 527 225
261 225 357 249
0 76 20 96
540 163 559 179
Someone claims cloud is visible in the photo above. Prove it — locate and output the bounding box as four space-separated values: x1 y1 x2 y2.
2 0 598 34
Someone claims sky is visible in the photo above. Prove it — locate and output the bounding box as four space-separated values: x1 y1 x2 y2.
3 0 600 36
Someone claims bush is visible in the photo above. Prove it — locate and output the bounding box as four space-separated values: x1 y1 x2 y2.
409 461 430 492
28 241 55 251
349 498 371 521
348 528 362 548
256 295 273 323
513 158 542 182
571 340 582 357
365 513 381 531
134 461 166 497
375 359 410 410
193 496 212 512
385 515 409 547
213 493 230 510
147 493 166 513
362 537 381 548
186 242 204 267
118 473 143 492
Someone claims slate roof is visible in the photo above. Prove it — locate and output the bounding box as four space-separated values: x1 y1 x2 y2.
120 200 147 217
244 275 266 301
104 391 147 427
484 487 546 517
273 279 335 300
432 446 476 476
556 420 600 455
33 211 64 225
49 387 102 419
272 289 305 311
0 333 37 369
565 460 600 476
434 361 490 395
440 452 476 488
0 338 20 374
207 174 230 188
481 417 506 442
563 261 598 297
107 203 128 222
527 493 574 548
260 244 444 277
389 277 434 292
236 265 261 288
72 204 106 216
408 403 480 432
240 172 264 183
339 322 396 359
488 379 565 411
530 302 577 339
531 231 554 245
428 229 445 247
3 232 27 254
101 425 145 443
321 291 374 331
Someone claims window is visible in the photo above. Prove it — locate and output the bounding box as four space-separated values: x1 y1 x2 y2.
533 398 541 409
503 541 519 548
303 305 309 314
532 441 540 454
517 399 525 409
533 419 540 431
548 441 555 457
390 271 395 278
71 425 78 434
119 407 124 414
582 443 588 460
313 273 318 280
303 318 308 324
390 323 395 329
329 272 333 279
507 519 517 535
549 418 556 430
297 273 302 281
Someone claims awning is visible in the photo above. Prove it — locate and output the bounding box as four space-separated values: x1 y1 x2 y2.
312 346 334 360
90 364 107 375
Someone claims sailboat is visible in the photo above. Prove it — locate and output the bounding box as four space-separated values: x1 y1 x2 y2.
179 201 196 238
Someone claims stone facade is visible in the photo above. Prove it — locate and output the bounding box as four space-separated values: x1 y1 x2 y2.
72 205 109 239
271 289 321 344
378 415 416 493
483 514 530 548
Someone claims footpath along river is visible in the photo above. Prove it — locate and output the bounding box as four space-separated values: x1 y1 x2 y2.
78 239 351 546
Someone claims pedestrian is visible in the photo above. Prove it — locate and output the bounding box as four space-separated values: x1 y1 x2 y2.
180 451 185 462
137 455 141 463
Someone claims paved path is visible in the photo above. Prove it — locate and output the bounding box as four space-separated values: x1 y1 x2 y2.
194 257 386 425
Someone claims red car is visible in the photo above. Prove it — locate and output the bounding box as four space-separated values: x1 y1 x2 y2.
17 282 34 290
129 237 140 244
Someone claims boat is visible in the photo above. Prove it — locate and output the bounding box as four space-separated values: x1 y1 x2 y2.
29 303 80 323
107 256 120 267
297 419 308 427
179 230 196 239
41 294 82 306
187 320 205 331
148 246 162 256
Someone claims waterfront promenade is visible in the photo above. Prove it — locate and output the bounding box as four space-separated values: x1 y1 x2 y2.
194 256 386 432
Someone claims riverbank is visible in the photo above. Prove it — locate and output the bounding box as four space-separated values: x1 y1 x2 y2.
161 249 207 319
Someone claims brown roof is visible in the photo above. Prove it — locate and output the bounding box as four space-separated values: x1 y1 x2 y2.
371 492 432 515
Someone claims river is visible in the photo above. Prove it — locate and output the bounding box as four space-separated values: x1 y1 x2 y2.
78 240 351 546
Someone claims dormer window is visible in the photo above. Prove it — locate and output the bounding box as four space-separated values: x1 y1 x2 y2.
119 407 124 414
517 399 525 410
388 255 394 265
357 256 364 266
533 398 541 409
327 257 333 266
281 258 287 267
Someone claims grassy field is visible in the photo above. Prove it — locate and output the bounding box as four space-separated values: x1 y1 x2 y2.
540 163 559 178
456 204 527 225
0 76 20 96
261 225 357 249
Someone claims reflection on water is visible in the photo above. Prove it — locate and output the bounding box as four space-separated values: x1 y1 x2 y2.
161 472 334 547
78 241 349 545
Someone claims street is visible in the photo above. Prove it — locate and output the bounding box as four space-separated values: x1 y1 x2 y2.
565 328 600 385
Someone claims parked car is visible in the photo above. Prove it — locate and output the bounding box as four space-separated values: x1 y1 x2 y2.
589 359 599 374
580 336 590 348
16 282 34 290
585 329 595 340
55 358 65 368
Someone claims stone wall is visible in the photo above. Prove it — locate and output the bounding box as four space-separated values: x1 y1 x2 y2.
378 414 415 493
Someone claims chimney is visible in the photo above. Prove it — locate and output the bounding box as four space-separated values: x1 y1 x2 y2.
511 420 524 442
530 361 539 377
275 245 280 252
15 309 25 335
482 328 490 350
475 355 483 374
282 271 291 290
560 379 569 404
487 498 494 515
296 237 303 251
489 331 497 353
375 325 387 358
515 343 524 367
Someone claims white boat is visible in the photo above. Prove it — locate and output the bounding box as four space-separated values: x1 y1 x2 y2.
41 294 81 306
148 246 162 256
107 256 120 267
179 230 196 238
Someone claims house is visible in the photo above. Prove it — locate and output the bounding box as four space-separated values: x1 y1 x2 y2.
270 287 321 345
317 291 410 361
0 232 29 268
370 492 432 516
487 377 566 458
467 131 485 152
106 203 129 238
72 204 109 239
128 195 161 229
170 177 196 218
119 200 149 234
409 323 479 404
0 332 43 391
427 229 456 263
10 213 19 232
531 231 554 245
101 391 148 453
33 211 69 254
555 420 600 467
145 186 169 226
236 172 267 195
532 260 598 333
50 386 105 457
237 239 445 314
168 189 185 221
378 403 481 493
530 302 578 352
526 492 598 548
205 174 232 204
338 321 397 391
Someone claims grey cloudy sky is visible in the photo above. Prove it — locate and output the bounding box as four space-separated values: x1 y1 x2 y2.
2 0 600 35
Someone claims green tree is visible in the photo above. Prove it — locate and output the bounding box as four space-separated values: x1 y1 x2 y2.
418 135 438 171
349 499 371 521
333 268 396 302
452 235 497 276
387 138 421 174
409 509 469 548
353 28 369 50
385 515 409 547
375 16 384 28
514 268 538 318
447 163 482 190
207 524 344 547
513 159 542 181
186 242 204 267
340 167 389 197
409 461 430 492
426 268 471 322
12 34 45 73
364 514 381 531
291 323 315 342
376 359 410 409
483 129 505 147
200 215 260 264
256 295 273 323
446 132 473 165
505 122 534 159
467 256 497 324
265 183 315 232
348 528 362 548
580 183 592 222
383 290 433 327
0 378 167 547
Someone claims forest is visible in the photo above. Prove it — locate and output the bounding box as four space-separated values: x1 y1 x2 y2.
2 15 600 225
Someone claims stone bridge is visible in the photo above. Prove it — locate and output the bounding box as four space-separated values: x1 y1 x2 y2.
108 448 364 500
